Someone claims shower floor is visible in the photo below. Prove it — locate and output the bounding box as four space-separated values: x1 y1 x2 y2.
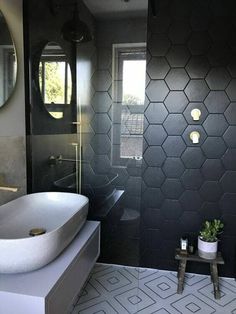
71 263 236 314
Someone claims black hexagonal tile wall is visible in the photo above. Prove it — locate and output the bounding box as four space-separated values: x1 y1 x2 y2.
163 114 187 135
181 169 203 190
165 68 189 90
181 147 205 168
142 188 164 208
203 115 228 136
180 190 202 212
92 70 111 91
147 57 170 79
91 134 111 154
223 126 236 148
148 34 171 56
162 158 185 178
146 80 169 102
226 80 236 101
166 45 190 67
222 149 236 170
179 211 201 232
221 172 236 193
202 137 227 158
199 202 222 220
204 91 230 113
164 91 189 113
160 199 183 219
168 20 191 44
91 92 112 113
206 67 231 90
225 102 236 124
182 125 207 146
201 159 224 180
145 102 168 124
163 136 186 157
186 56 210 78
143 167 165 188
161 179 184 199
200 181 223 201
144 125 167 145
90 114 111 134
144 146 166 167
185 80 210 101
188 32 211 55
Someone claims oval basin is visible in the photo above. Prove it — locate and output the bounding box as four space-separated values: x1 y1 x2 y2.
0 192 88 273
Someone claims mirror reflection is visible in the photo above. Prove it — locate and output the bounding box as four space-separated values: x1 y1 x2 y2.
39 42 72 119
0 10 17 107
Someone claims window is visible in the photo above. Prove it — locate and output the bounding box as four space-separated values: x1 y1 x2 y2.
112 44 146 164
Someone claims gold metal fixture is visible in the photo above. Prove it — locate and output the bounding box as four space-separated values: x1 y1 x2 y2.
191 109 201 121
29 228 46 236
0 174 18 192
190 131 200 144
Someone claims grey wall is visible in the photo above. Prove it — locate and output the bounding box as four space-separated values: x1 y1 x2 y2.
0 0 26 205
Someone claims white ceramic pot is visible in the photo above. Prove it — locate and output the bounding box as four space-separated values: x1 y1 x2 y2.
198 236 218 259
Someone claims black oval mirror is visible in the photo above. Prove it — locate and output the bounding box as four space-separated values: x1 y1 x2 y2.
0 10 17 107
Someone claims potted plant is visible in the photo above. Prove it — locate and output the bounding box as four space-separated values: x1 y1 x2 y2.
198 219 224 259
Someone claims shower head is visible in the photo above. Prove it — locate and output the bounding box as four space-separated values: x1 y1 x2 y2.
61 3 92 43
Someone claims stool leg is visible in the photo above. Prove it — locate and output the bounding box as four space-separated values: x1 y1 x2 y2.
177 260 186 294
211 262 220 299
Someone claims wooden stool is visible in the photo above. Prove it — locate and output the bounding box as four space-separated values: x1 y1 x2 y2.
175 248 225 299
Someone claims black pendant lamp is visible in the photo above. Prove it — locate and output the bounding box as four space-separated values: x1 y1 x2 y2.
61 2 92 43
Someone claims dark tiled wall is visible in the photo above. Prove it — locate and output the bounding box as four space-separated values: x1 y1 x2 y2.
141 0 236 277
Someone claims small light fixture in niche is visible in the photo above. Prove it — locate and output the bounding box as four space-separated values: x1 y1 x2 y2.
190 131 200 144
191 109 201 121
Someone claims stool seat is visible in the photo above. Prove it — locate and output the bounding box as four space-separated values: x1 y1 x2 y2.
175 248 225 299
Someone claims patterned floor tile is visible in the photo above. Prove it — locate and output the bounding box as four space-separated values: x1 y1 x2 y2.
71 264 236 314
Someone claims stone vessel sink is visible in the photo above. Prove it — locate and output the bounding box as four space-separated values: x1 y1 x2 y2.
0 192 88 273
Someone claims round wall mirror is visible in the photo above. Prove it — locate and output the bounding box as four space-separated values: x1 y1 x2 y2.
0 10 17 107
39 42 72 119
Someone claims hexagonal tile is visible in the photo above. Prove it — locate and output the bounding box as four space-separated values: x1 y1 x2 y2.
162 158 185 178
91 92 112 113
144 146 166 167
149 15 171 34
142 187 164 208
91 134 111 154
200 181 223 201
227 58 236 77
148 34 171 56
168 20 191 44
182 125 207 147
163 114 187 135
208 19 231 42
225 103 236 124
147 57 170 79
160 200 183 219
92 70 111 91
203 115 228 136
204 91 230 113
144 125 167 146
221 172 236 193
226 79 236 101
207 42 232 67
180 191 202 211
201 159 224 180
222 149 236 170
199 202 221 220
165 69 189 90
146 80 169 102
166 45 190 67
185 80 210 101
125 176 142 196
202 137 227 158
91 114 111 134
97 48 112 70
163 136 186 157
164 91 189 113
181 147 205 168
220 193 236 214
223 126 236 147
161 179 184 199
179 212 201 232
181 169 203 190
145 102 168 124
91 155 111 174
206 67 231 90
183 102 208 124
186 56 210 79
143 167 165 188
188 32 211 55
